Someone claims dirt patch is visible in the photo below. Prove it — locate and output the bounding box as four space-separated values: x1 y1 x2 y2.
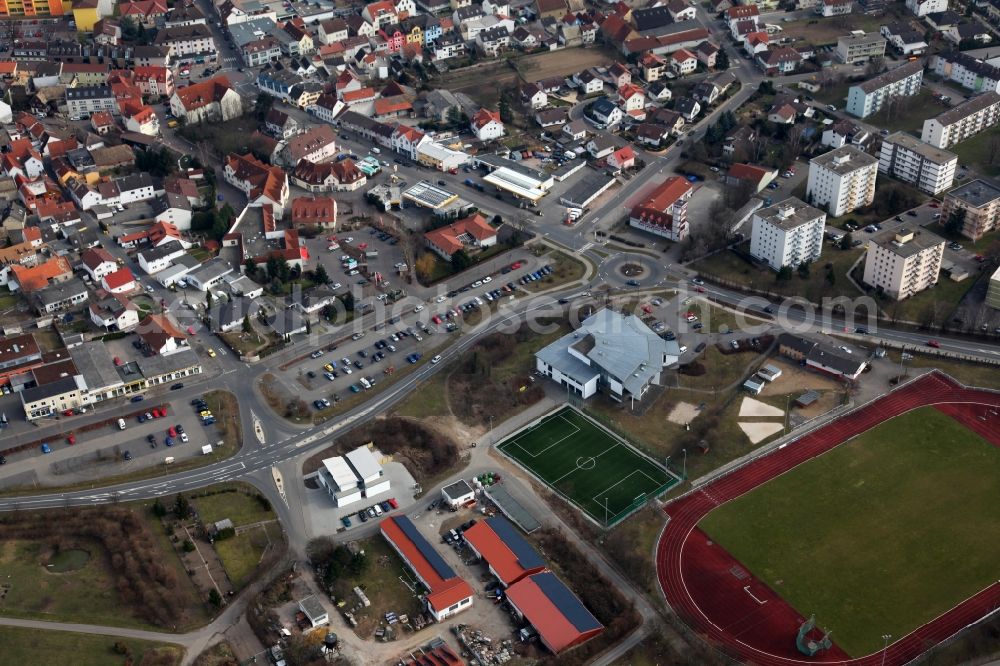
666 402 699 425
258 373 311 422
738 397 784 418
757 358 844 420
737 422 784 444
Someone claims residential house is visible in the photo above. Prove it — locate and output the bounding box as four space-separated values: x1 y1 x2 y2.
470 108 504 140
424 213 497 259
726 162 778 192
674 96 701 121
169 76 242 125
756 46 801 74
224 152 290 216
628 176 694 241
586 97 622 127
671 48 698 75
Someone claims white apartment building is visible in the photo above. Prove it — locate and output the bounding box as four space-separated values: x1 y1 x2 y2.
66 85 118 118
806 146 879 217
862 228 944 299
878 132 957 195
749 197 826 270
845 60 923 118
921 91 1000 149
931 52 1000 94
941 179 1000 241
836 33 886 63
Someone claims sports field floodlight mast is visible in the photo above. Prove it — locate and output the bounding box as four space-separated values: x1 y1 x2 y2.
880 634 892 666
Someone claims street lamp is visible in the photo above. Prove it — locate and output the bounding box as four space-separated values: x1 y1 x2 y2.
880 634 892 666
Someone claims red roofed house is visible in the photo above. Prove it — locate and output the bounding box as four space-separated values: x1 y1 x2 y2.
608 61 631 88
133 66 175 99
291 159 368 192
462 517 547 587
607 145 635 171
767 103 796 125
81 247 118 281
725 162 778 192
224 153 290 216
424 213 497 259
120 0 168 26
671 48 698 75
101 267 137 294
90 111 116 135
169 76 243 126
380 516 474 622
1 139 44 179
506 572 604 654
125 105 160 136
391 125 425 160
617 83 645 113
373 97 413 119
744 31 769 55
137 313 188 355
470 108 504 141
628 175 694 242
291 196 337 228
10 256 73 293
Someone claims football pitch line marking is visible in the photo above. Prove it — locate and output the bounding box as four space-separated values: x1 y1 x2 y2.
548 441 619 485
591 469 663 513
503 413 581 459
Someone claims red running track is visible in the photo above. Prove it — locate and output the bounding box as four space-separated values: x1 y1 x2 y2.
656 372 1000 666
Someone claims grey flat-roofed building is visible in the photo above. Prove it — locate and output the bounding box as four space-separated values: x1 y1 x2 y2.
535 308 679 401
69 341 124 400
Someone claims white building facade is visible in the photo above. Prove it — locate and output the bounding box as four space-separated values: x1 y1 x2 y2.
749 197 826 270
806 145 879 217
878 132 957 195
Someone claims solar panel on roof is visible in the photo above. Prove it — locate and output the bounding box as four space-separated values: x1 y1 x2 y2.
487 516 545 570
394 516 457 582
533 572 602 633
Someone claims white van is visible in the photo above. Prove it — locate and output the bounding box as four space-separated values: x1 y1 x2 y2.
370 147 381 154
117 418 126 430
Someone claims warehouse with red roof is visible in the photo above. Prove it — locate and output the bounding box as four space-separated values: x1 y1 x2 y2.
380 516 474 621
462 516 547 587
505 572 604 654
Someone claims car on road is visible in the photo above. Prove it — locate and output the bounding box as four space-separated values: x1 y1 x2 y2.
431 355 442 364
123 450 132 461
626 279 640 287
311 350 325 358
207 348 216 358
927 340 941 348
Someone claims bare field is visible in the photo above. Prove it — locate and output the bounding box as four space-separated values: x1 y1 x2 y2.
437 47 616 107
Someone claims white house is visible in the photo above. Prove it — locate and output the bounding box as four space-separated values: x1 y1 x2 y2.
470 108 504 141
806 146 879 217
81 247 118 282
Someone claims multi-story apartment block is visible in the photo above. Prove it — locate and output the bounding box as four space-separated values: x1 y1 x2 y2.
878 132 957 195
905 0 947 16
836 32 886 63
749 197 826 270
0 0 68 17
940 179 1000 241
862 228 944 299
806 145 879 217
66 85 117 118
845 60 923 118
920 91 1000 149
930 51 1000 94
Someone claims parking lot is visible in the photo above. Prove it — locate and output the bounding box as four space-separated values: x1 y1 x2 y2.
0 394 221 488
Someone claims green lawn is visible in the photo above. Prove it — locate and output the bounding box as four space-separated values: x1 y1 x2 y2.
692 242 864 303
924 222 1000 254
214 527 272 588
699 407 1000 657
192 483 275 527
0 626 182 666
880 272 978 324
867 90 944 134
950 122 1000 177
497 406 676 524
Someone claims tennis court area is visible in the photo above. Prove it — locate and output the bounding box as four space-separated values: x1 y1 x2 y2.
497 406 677 526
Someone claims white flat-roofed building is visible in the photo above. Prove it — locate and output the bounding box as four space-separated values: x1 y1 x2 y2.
441 479 475 508
749 197 826 270
862 228 945 299
316 445 390 506
845 60 923 118
535 308 679 401
987 265 1000 309
921 91 1000 149
836 32 886 63
878 132 957 195
806 145 879 217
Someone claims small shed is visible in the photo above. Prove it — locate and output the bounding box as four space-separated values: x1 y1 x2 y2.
298 595 329 628
795 390 820 408
441 479 475 508
743 375 765 395
209 518 234 538
758 364 782 382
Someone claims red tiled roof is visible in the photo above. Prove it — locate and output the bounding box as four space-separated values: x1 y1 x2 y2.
174 76 235 112
629 176 692 228
342 87 377 103
424 213 496 256
225 153 286 203
291 196 336 224
11 256 72 292
374 97 412 116
102 267 135 290
471 108 501 130
727 162 773 184
505 573 604 654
